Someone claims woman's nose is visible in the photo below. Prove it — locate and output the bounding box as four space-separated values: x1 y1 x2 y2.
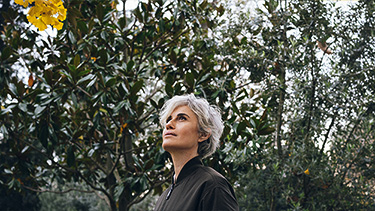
165 119 175 130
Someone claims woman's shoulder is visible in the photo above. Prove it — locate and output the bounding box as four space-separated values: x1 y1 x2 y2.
196 165 230 185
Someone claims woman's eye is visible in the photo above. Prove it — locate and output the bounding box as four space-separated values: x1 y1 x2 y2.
178 116 186 121
166 117 172 123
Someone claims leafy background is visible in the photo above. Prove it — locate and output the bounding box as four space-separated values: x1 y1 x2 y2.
0 0 374 210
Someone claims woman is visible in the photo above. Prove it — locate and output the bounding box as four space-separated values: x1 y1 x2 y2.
154 94 238 211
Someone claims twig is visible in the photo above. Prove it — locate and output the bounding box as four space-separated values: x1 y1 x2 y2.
76 85 92 98
320 114 336 156
23 185 95 194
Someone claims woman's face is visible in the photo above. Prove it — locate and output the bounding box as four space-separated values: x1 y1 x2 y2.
162 105 207 155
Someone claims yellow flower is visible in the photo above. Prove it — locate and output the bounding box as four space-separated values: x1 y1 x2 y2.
304 169 310 175
15 0 30 8
15 0 67 31
27 15 47 31
53 21 64 30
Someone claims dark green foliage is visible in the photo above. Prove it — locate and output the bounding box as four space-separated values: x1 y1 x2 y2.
0 0 270 210
215 0 375 210
1 0 375 210
0 184 41 211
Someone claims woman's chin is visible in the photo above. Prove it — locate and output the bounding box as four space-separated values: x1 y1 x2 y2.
162 142 176 152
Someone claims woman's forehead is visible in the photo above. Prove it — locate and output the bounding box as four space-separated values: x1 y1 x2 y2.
170 105 193 116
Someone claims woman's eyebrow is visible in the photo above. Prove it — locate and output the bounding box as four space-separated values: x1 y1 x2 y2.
176 113 190 118
166 113 190 122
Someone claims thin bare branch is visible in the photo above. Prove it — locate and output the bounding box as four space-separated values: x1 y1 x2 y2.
23 185 95 194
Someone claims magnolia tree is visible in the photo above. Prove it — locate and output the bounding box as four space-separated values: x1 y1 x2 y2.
0 0 274 210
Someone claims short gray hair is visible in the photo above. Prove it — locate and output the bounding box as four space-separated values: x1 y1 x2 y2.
159 94 224 158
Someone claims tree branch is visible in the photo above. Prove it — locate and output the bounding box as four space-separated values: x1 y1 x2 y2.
19 138 114 208
128 174 172 208
320 114 336 156
22 185 95 194
275 68 285 158
139 29 189 66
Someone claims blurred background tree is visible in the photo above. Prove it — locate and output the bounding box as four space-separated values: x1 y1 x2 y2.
1 0 374 210
1 0 271 210
214 0 375 210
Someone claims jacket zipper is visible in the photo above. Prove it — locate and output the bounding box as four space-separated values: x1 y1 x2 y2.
166 183 175 200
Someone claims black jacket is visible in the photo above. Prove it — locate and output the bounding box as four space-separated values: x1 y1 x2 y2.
154 156 239 211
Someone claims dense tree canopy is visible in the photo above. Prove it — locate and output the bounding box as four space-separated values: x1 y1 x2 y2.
0 0 272 210
215 0 375 209
0 0 374 210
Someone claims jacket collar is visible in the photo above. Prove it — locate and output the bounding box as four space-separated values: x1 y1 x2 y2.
173 156 203 185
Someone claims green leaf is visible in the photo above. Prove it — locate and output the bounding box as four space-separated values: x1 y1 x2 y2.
8 83 18 97
144 160 154 170
97 4 104 22
0 104 16 115
216 4 224 16
4 169 12 174
93 111 101 129
105 77 117 87
130 80 144 95
99 108 108 114
98 49 108 65
134 7 143 23
18 103 27 112
119 17 126 29
250 88 255 98
67 146 75 167
166 73 174 85
197 73 211 84
88 149 95 157
74 54 80 67
200 0 208 9
258 127 276 135
39 123 49 148
165 83 173 97
236 121 247 135
15 80 25 96
1 46 11 60
87 76 97 88
77 20 88 34
211 90 220 99
150 99 158 108
114 184 125 202
185 72 195 87
44 69 53 85
68 31 76 44
72 93 78 108
77 74 95 85
34 105 46 117
100 31 108 40
170 49 177 63
159 19 165 33
127 60 135 72
173 82 182 95
114 100 130 112
231 102 240 115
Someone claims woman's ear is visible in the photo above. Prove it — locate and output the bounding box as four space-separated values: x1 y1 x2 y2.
198 132 211 143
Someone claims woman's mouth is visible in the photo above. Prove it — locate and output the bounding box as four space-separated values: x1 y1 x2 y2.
164 132 177 137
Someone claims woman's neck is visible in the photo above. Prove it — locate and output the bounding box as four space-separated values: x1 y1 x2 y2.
171 151 198 183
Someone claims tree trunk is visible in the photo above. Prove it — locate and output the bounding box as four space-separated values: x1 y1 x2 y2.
275 68 285 159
